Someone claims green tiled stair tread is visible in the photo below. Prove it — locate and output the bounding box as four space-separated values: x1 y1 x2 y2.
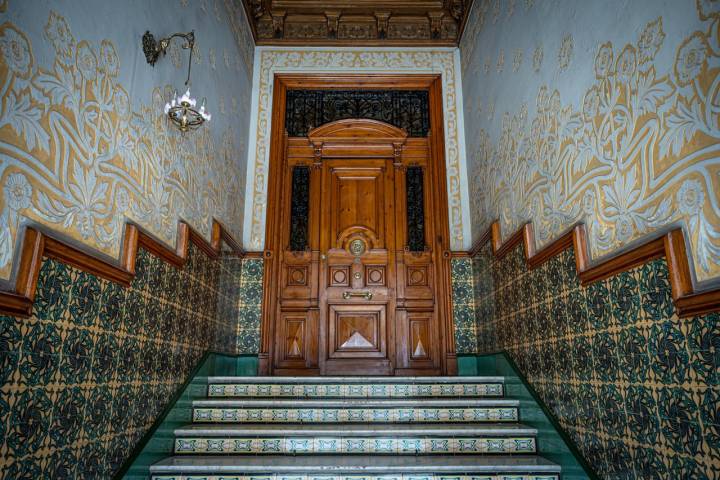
208 382 503 398
153 475 558 480
207 376 506 383
149 455 561 474
174 424 538 436
173 437 537 454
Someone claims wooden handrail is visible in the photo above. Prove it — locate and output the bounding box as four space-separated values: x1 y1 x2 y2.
0 219 254 318
460 220 720 318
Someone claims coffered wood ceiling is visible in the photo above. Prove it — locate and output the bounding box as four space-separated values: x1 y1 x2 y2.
242 0 472 46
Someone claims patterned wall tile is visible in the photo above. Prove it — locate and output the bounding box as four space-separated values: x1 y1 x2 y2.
469 243 720 478
236 258 264 354
451 257 477 354
0 244 241 478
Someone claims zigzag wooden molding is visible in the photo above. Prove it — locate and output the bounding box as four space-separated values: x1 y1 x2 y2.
466 221 720 318
0 219 248 318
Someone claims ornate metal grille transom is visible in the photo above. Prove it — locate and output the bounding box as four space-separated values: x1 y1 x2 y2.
285 90 429 137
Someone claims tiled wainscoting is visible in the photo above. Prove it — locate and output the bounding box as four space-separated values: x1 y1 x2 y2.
236 258 264 354
450 247 719 478
0 245 248 478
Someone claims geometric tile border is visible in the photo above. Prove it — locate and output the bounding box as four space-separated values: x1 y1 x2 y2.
208 384 503 398
174 437 536 454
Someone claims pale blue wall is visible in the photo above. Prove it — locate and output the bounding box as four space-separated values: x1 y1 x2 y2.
460 0 720 285
0 0 254 280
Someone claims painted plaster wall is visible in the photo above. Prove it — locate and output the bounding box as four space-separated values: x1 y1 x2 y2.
460 0 720 286
0 0 254 282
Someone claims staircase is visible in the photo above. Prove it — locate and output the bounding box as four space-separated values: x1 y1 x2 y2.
149 376 561 480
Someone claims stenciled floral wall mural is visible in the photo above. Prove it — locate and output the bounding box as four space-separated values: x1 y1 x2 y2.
461 0 720 285
0 0 254 282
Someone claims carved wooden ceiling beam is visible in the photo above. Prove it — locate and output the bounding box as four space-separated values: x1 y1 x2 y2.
241 0 472 46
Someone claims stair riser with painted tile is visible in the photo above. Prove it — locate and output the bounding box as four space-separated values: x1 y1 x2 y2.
174 437 537 454
192 407 520 423
208 383 504 398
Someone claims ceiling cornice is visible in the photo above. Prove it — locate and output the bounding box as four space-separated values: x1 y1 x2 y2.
241 0 474 47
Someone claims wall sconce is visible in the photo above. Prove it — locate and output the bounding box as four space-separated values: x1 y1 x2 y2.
142 30 211 132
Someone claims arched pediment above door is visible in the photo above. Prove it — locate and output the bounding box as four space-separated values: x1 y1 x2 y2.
307 119 408 159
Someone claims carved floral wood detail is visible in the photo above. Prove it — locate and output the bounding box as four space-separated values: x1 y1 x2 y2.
242 0 469 46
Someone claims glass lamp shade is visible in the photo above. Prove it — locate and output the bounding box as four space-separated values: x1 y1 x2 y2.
164 88 211 132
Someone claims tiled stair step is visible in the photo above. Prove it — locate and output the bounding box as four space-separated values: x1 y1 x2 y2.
207 377 505 398
192 399 520 423
150 455 561 480
173 424 538 454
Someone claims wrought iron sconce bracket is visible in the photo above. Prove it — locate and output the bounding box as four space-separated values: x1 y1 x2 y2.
142 30 195 85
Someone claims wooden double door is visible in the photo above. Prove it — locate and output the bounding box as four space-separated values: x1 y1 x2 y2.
259 77 457 376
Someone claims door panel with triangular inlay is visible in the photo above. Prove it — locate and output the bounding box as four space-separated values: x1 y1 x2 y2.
329 305 386 359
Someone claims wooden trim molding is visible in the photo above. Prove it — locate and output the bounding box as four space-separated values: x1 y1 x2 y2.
0 219 246 318
467 221 720 318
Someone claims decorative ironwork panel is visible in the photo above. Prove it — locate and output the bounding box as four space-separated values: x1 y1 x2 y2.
285 90 429 137
406 166 426 251
289 166 310 251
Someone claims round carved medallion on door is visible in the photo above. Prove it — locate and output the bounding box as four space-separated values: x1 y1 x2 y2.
406 266 428 286
349 239 366 256
329 265 350 287
333 269 347 284
365 265 386 286
287 266 308 286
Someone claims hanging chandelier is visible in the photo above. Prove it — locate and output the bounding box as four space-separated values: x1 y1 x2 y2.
142 29 211 132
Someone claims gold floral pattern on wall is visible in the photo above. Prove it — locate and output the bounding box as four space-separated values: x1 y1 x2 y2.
0 4 253 281
462 0 720 283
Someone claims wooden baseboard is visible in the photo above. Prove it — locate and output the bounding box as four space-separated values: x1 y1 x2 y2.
0 219 248 318
466 221 719 318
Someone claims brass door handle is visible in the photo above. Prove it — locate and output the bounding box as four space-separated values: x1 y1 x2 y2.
343 291 373 300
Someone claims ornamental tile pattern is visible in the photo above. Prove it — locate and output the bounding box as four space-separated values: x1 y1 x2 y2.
192 407 519 423
208 383 503 398
173 436 536 454
236 258 264 354
469 243 720 478
451 257 477 354
0 245 240 478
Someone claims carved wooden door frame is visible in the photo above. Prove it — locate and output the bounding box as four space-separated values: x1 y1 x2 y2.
258 74 457 376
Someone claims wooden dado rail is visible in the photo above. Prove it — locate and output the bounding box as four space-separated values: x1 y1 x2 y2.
455 221 719 318
0 220 260 318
